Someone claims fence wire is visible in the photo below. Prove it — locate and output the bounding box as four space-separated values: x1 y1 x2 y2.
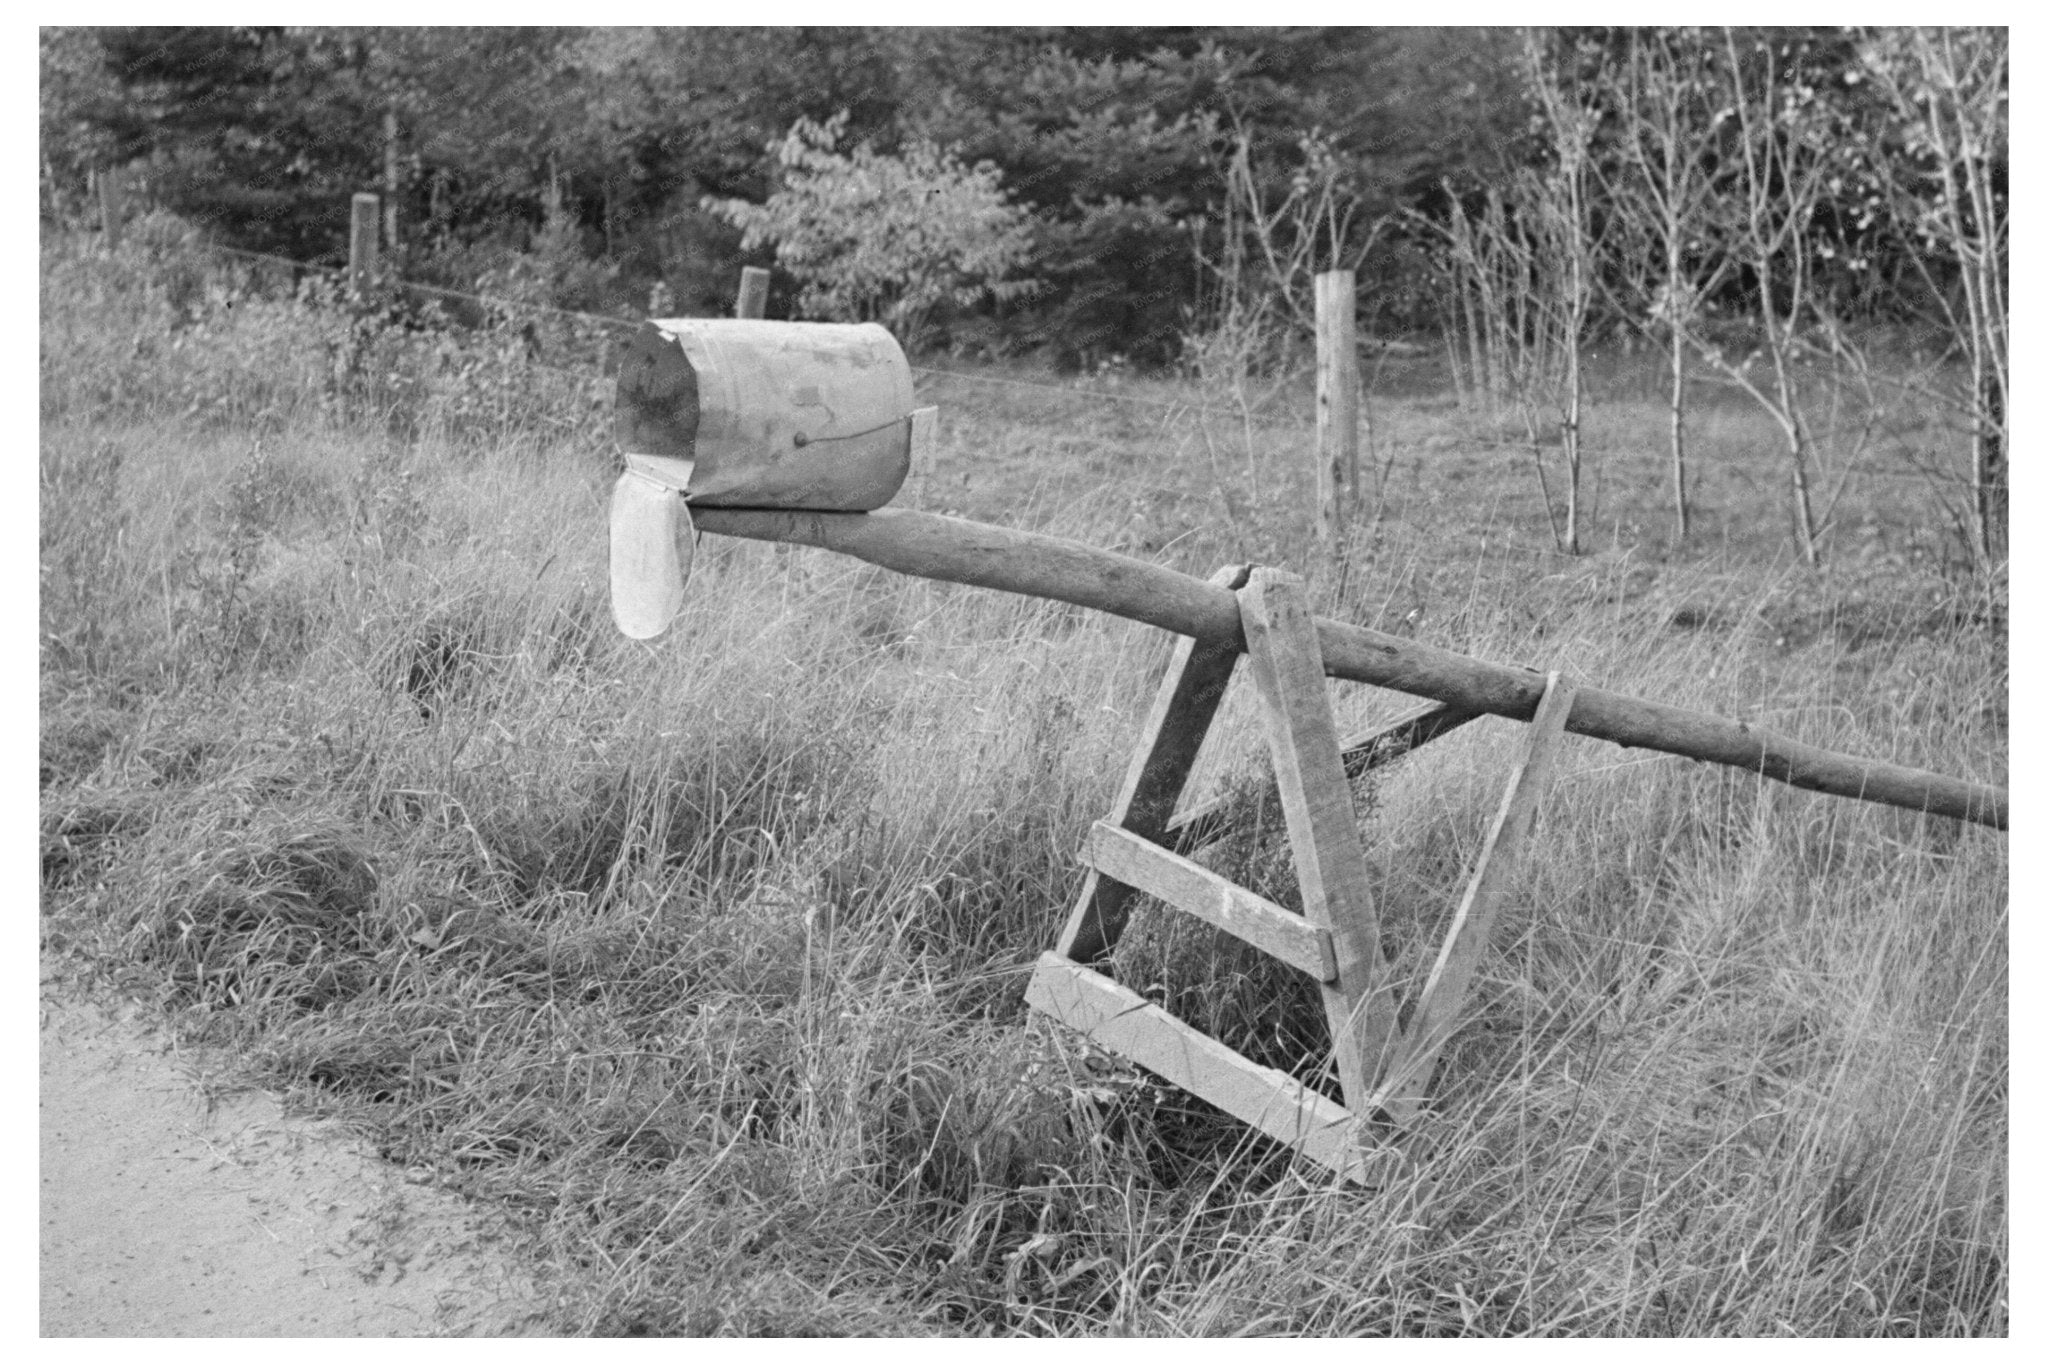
120 232 1991 493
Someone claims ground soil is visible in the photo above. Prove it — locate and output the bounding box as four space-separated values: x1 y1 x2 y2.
39 963 550 1338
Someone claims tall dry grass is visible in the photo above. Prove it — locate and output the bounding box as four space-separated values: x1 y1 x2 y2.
39 225 2004 1335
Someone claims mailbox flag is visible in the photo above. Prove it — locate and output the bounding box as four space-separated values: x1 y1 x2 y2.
608 461 694 640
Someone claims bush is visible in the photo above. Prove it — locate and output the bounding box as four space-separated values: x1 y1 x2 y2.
707 113 1037 349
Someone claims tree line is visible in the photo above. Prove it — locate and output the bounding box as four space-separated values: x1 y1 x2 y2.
41 26 2004 564
40 27 1516 363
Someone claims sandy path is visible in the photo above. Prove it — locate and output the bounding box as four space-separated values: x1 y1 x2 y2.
39 972 550 1338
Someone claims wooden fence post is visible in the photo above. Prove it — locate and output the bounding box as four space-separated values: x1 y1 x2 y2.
382 106 401 250
98 167 124 252
1315 270 1359 547
736 266 770 320
349 193 380 297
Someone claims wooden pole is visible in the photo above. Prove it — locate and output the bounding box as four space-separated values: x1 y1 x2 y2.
736 266 770 320
349 193 380 297
98 167 124 252
1316 270 1359 544
684 506 2006 830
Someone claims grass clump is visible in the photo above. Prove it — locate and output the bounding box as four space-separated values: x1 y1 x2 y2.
141 824 381 1012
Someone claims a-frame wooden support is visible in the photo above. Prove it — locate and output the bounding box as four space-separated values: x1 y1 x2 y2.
1025 566 1578 1184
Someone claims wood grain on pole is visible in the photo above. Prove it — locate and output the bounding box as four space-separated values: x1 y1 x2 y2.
736 267 771 319
99 168 124 252
349 193 380 296
1316 270 1359 541
687 506 2006 829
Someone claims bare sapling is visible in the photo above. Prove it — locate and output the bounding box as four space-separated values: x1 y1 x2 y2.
1186 138 1297 502
1593 29 1740 543
1855 26 2008 570
1429 32 1605 556
1520 34 1599 558
1438 189 1566 551
1187 131 1387 528
1214 130 1379 343
1676 31 1837 567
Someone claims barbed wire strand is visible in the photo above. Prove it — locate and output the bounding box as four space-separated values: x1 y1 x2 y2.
203 240 641 332
167 236 1991 487
909 362 1308 425
197 239 1304 421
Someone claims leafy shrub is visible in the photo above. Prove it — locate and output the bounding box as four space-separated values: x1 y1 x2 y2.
707 113 1037 349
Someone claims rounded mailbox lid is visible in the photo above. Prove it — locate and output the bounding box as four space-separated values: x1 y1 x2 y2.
615 319 914 512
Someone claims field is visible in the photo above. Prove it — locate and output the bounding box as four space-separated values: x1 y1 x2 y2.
38 224 2007 1336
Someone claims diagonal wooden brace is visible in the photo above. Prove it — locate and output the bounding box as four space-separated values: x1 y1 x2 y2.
1373 672 1578 1123
1056 564 1249 964
1165 700 1480 858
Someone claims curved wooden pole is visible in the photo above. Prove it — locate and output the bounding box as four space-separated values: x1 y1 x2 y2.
689 507 2007 830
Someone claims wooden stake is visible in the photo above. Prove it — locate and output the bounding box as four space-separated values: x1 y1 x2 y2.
1316 270 1359 546
382 105 401 250
1238 569 1399 1106
736 267 770 320
98 167 124 252
349 193 380 297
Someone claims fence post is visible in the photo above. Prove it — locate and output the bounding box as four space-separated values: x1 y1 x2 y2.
736 266 770 320
382 106 401 250
98 167 124 252
349 193 381 297
1315 270 1359 547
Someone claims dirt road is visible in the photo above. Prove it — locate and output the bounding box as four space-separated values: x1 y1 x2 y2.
39 969 548 1337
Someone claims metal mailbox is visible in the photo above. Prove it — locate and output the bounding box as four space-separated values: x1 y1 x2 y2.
609 319 927 639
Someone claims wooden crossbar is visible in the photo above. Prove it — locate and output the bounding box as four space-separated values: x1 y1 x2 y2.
1025 953 1376 1185
1084 822 1337 982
